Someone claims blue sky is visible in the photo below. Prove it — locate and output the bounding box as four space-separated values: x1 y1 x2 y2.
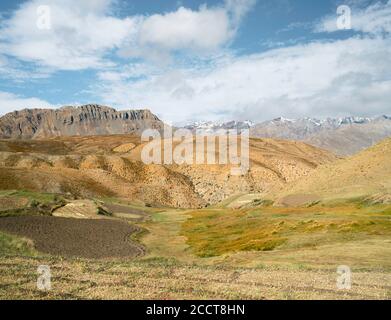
0 0 390 123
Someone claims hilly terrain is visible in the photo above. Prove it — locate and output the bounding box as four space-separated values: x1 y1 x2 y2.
2 106 389 157
0 104 163 139
0 106 390 300
272 138 391 205
0 135 336 208
1 134 390 299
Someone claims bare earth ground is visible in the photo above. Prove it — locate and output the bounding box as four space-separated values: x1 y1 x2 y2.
103 202 151 222
0 216 144 259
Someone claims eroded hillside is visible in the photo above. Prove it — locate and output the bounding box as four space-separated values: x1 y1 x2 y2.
0 135 337 208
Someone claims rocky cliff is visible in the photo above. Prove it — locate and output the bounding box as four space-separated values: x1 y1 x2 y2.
0 104 163 139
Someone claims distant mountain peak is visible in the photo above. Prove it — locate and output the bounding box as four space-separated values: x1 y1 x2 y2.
251 115 391 156
272 117 296 123
184 120 254 132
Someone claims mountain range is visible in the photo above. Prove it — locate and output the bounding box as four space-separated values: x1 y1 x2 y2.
250 116 391 156
0 105 390 156
185 115 391 156
183 120 254 132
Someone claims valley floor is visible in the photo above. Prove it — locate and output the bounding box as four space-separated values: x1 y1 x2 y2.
0 192 391 300
1 256 390 300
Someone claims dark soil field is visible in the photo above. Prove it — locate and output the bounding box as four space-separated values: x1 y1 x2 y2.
0 216 144 259
103 203 150 221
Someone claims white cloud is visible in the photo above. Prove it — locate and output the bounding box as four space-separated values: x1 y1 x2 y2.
0 0 256 71
0 0 136 70
1 0 389 124
139 7 230 51
119 1 256 61
0 91 52 115
97 63 159 82
0 54 52 80
95 37 391 123
316 0 391 35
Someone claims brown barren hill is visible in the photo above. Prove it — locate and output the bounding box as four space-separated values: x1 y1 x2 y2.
273 138 391 205
166 137 337 204
0 134 337 208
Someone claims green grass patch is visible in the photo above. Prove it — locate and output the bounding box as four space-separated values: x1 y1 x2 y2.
2 190 63 203
130 226 149 243
151 212 168 222
181 204 391 257
0 193 66 218
0 232 38 257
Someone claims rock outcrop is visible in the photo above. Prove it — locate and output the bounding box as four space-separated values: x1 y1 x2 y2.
0 104 163 139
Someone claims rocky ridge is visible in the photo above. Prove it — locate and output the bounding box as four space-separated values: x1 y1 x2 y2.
0 104 163 139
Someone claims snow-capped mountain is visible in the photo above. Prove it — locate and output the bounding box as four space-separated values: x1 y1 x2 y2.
271 116 378 127
184 120 254 132
251 115 391 156
179 115 390 155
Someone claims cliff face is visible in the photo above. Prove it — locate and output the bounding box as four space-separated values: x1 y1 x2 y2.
0 104 163 139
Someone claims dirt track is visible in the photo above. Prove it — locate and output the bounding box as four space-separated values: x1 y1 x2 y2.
0 216 144 259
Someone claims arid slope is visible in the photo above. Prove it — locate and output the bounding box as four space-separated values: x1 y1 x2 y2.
0 135 336 208
273 138 391 204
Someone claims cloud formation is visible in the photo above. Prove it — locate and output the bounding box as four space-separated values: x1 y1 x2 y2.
0 0 390 122
96 36 391 123
0 0 138 70
0 0 256 70
0 91 52 114
119 0 256 62
316 0 391 35
0 0 135 70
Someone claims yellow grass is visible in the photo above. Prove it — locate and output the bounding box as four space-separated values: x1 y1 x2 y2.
181 204 391 267
1 195 391 299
